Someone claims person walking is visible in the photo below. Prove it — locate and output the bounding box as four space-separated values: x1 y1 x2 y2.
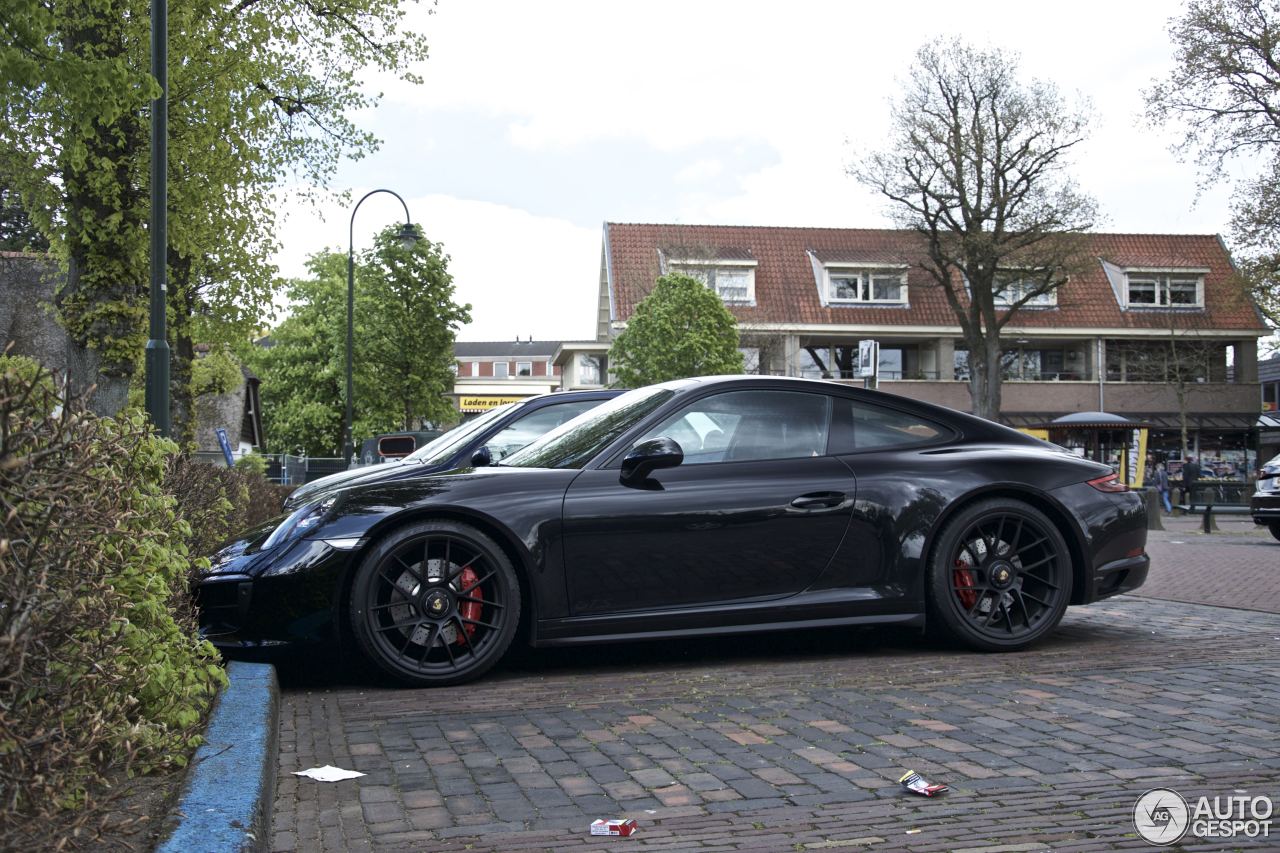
1183 455 1201 511
1154 461 1172 513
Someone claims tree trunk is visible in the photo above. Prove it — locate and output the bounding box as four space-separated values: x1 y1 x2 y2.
967 333 1003 422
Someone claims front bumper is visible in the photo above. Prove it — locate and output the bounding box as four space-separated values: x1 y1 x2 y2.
195 538 358 658
1250 492 1280 524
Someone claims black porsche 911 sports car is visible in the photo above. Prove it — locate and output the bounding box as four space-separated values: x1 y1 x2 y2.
196 376 1149 687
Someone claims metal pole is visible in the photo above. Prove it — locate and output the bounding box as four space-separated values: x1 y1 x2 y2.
144 0 170 436
343 189 415 466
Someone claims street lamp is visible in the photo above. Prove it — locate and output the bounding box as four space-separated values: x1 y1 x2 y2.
344 189 418 467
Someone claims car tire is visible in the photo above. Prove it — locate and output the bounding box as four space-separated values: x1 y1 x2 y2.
925 498 1072 652
1269 521 1280 542
350 520 521 687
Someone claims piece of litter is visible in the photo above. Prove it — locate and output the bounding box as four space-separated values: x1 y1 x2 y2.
590 818 639 837
899 770 948 797
644 809 657 814
906 829 922 834
293 765 366 782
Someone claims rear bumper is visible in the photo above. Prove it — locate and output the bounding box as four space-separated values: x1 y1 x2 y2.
1092 553 1150 600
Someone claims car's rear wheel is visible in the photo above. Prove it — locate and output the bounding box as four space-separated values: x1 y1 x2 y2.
926 498 1072 651
1268 521 1280 542
350 520 520 686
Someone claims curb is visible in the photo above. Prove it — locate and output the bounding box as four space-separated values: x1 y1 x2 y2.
157 661 279 853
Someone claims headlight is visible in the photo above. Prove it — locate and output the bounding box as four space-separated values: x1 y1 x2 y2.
261 496 338 551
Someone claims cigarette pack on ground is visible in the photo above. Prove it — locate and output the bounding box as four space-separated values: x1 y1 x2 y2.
590 818 639 836
899 770 948 797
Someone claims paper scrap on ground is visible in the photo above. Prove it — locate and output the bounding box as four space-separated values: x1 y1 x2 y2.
293 765 365 782
899 770 948 797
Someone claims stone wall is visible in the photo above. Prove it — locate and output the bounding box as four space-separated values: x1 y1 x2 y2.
0 254 69 373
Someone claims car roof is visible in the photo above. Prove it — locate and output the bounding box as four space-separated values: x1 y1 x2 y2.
520 388 627 409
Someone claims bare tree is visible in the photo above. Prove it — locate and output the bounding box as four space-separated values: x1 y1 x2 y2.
1145 0 1280 327
1107 334 1226 457
853 38 1098 420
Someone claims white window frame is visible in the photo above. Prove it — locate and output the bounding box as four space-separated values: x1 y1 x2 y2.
993 274 1058 308
1123 269 1206 308
469 360 479 377
670 259 758 305
824 265 908 305
493 361 510 379
515 361 532 377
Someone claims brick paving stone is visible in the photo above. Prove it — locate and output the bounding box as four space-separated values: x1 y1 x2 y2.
273 544 1280 852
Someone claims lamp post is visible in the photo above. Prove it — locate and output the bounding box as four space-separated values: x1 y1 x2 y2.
344 189 418 466
144 0 170 436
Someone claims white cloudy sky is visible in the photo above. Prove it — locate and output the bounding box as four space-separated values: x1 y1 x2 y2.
273 0 1244 342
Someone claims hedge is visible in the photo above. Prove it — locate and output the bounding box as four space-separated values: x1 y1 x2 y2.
0 355 289 848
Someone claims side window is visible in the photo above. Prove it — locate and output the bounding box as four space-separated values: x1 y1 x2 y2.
634 390 831 465
828 398 946 453
483 400 598 461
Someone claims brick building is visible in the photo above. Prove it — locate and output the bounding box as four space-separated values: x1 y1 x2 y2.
558 222 1272 479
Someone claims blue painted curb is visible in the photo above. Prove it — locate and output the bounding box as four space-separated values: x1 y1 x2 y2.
157 661 279 853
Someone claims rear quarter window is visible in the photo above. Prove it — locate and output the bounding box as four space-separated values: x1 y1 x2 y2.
828 398 950 453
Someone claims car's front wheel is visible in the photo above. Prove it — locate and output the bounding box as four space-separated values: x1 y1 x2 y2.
926 498 1072 652
350 520 520 686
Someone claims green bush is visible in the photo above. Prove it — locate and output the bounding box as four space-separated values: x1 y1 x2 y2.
0 356 226 847
234 450 269 477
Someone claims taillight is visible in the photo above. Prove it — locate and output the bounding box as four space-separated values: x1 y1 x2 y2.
1087 473 1129 493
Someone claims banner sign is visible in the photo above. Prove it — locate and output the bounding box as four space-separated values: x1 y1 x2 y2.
215 427 235 467
458 395 526 413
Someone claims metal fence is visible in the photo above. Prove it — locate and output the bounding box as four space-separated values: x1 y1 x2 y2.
191 452 347 485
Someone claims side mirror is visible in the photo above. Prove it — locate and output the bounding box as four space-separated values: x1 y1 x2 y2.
470 446 493 468
620 437 683 485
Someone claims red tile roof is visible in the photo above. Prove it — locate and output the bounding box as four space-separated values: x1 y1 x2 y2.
604 224 1268 333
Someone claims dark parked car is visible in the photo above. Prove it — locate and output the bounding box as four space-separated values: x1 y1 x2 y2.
1251 453 1280 540
198 376 1149 687
283 388 624 510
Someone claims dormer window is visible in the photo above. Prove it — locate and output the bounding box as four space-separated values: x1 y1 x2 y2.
1123 270 1204 308
825 266 908 305
994 274 1057 308
669 260 757 305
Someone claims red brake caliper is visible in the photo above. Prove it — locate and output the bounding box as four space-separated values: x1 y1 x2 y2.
456 566 481 644
954 559 978 610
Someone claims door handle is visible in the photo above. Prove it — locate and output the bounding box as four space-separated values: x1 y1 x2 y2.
789 491 846 510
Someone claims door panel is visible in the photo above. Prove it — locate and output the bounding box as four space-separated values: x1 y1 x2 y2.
562 457 855 615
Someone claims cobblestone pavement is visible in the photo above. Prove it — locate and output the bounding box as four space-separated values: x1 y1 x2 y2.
1137 516 1280 612
272 531 1280 853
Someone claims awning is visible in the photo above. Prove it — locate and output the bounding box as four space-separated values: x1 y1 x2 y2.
1002 412 1261 431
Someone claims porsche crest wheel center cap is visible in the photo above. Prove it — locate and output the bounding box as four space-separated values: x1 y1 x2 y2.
424 590 450 617
989 562 1015 589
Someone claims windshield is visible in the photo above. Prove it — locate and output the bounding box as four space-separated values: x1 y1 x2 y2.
405 403 520 465
501 387 675 469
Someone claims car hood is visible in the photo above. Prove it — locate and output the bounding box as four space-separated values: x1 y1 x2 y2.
285 460 431 508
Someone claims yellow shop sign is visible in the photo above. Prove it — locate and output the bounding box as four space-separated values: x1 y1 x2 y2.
458 395 527 413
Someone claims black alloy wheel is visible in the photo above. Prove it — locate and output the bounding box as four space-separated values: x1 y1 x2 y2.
350 520 520 686
926 498 1072 651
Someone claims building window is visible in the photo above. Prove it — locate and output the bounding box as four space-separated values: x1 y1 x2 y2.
994 275 1057 307
493 361 510 379
469 361 479 377
516 361 532 377
671 262 757 305
825 268 907 304
578 354 603 385
1125 273 1203 307
450 362 459 376
739 347 761 374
